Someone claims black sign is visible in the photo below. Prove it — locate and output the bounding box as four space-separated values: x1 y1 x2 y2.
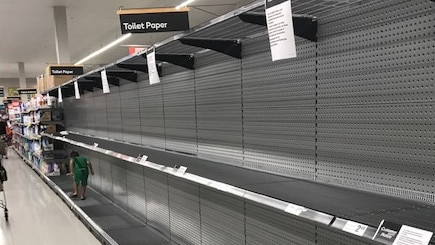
0 87 3 97
373 220 401 245
6 97 21 100
119 9 189 34
18 88 37 95
50 66 83 76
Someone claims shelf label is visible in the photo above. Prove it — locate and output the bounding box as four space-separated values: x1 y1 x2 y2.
393 225 433 245
343 221 368 237
175 166 187 175
140 155 148 163
373 220 403 244
284 203 306 216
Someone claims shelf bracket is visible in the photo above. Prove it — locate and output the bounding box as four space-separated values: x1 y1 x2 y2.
76 80 95 92
179 37 242 59
85 76 120 87
239 12 318 42
63 84 85 95
155 54 195 70
116 64 148 73
106 71 138 82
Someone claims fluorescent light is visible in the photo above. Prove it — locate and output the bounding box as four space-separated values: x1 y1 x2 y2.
74 33 132 65
175 0 195 9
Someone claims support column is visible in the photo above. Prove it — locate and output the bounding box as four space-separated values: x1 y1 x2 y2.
53 6 71 64
18 62 27 102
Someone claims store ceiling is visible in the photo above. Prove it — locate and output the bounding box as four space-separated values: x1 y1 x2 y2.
0 0 256 78
0 0 364 79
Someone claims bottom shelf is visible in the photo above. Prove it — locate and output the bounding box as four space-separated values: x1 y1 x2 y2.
13 147 63 176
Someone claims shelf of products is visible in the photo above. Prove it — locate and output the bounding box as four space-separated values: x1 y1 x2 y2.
12 96 68 176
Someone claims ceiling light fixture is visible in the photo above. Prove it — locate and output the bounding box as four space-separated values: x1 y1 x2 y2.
74 33 132 65
175 0 195 9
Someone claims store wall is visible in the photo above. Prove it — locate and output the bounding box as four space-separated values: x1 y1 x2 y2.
63 0 435 202
0 78 37 99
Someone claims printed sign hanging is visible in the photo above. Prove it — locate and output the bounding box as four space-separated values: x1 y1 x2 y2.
117 7 190 34
58 87 63 103
373 220 433 245
146 47 161 85
101 70 110 94
265 0 297 61
74 81 81 99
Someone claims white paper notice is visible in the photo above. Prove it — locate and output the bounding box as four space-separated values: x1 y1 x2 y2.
343 221 368 237
284 203 306 216
176 166 188 175
265 0 297 61
140 155 148 163
47 95 52 106
58 87 63 103
147 48 161 85
101 70 110 94
74 81 81 99
392 225 433 245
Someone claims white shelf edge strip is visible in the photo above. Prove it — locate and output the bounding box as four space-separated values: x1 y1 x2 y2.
41 132 334 226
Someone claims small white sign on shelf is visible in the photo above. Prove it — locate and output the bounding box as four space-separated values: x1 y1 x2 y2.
392 225 433 245
140 155 148 163
175 166 187 175
284 203 306 216
343 221 368 237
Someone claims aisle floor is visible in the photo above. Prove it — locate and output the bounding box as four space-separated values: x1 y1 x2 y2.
0 149 100 245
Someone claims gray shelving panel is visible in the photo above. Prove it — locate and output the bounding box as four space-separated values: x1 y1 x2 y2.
145 169 171 238
120 82 141 144
126 163 147 223
196 52 243 166
138 81 166 149
162 70 197 155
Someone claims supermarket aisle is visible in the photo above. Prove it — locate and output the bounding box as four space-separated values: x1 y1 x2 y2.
0 149 100 245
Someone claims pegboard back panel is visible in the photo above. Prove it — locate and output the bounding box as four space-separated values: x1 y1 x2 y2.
79 92 95 136
138 81 166 149
145 169 171 237
200 187 245 245
168 177 201 245
319 0 434 37
120 83 141 144
93 91 109 138
316 0 435 200
242 34 317 179
105 86 123 140
125 163 147 223
111 158 128 210
162 71 197 155
195 52 244 166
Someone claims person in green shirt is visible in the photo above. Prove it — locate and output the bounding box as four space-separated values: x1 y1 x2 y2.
67 151 94 200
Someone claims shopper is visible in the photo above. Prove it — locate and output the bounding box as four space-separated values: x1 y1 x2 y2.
0 119 6 138
0 137 6 160
67 151 94 200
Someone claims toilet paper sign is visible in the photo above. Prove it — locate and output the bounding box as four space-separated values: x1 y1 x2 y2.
117 7 190 34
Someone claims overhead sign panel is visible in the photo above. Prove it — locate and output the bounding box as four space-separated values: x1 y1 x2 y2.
49 66 84 76
117 7 190 34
